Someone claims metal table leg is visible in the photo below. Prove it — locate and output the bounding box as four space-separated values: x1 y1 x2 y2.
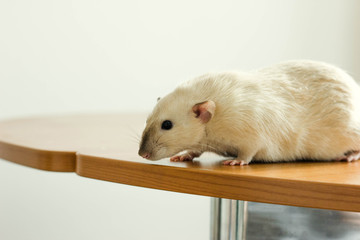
210 198 248 240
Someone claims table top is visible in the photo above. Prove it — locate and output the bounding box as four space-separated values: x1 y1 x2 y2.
1 113 360 212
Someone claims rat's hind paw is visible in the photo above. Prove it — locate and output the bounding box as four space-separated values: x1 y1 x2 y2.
222 159 248 166
335 151 360 162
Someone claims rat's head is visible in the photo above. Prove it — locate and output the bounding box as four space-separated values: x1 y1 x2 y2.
138 91 215 160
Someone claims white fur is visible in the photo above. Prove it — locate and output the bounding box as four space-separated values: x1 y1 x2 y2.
139 60 360 164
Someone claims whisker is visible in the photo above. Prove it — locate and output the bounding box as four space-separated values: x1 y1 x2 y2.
127 128 142 145
130 137 141 146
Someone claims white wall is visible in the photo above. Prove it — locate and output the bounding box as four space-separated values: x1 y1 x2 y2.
0 1 359 239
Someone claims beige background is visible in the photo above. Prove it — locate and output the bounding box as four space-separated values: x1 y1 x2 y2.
1 1 359 239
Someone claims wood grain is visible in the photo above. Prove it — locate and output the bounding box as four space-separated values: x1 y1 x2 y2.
1 113 360 212
0 140 75 171
0 113 145 171
76 153 360 212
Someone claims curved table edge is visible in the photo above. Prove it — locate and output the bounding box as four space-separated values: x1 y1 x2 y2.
2 137 360 213
0 140 76 172
76 153 360 212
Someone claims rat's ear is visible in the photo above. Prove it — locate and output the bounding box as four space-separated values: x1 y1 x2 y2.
192 100 216 123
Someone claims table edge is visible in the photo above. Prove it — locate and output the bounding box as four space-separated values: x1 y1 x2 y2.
76 153 360 212
0 140 76 172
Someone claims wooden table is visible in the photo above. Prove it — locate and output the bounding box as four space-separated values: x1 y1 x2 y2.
1 113 360 239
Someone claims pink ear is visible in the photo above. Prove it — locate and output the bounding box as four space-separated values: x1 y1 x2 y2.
192 101 216 123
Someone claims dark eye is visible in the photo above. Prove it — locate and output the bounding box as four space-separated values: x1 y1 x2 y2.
161 120 173 130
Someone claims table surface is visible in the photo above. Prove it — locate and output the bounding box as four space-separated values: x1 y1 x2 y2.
1 113 360 212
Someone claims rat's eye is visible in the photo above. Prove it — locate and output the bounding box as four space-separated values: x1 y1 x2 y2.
161 120 173 130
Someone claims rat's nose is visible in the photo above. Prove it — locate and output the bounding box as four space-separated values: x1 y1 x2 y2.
138 146 152 159
138 150 151 159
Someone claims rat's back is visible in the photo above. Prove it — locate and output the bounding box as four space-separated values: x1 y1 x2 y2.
186 60 360 161
253 60 360 160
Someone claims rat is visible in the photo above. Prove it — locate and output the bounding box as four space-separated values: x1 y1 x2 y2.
138 60 360 165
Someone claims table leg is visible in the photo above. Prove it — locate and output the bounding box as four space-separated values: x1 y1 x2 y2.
210 198 248 240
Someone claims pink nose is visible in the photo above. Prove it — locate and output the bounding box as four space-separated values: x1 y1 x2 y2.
141 153 151 159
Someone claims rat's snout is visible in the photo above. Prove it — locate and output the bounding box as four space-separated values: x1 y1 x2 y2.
138 142 162 161
138 130 153 160
138 128 166 161
138 149 151 159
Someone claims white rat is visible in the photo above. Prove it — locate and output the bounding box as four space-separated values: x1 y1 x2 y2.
138 60 360 165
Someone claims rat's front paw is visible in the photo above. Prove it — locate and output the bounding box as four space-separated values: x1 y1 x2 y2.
222 159 249 166
335 150 360 162
170 153 195 162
